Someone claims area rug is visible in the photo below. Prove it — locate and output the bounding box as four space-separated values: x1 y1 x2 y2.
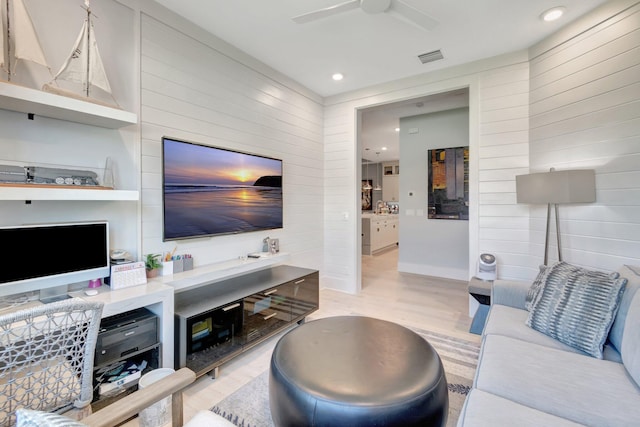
211 326 480 427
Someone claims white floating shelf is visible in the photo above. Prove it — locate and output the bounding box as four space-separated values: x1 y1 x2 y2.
0 185 139 201
0 81 137 128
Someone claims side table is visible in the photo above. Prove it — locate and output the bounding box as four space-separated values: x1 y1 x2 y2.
468 276 492 335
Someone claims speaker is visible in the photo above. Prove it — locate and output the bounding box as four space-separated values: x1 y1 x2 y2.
477 253 497 281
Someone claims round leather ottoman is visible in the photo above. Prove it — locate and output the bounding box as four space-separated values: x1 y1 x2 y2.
269 316 448 427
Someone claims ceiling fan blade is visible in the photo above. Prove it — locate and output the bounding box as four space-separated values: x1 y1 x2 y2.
388 0 438 31
292 0 360 24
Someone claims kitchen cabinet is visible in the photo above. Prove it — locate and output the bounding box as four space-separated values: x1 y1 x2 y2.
382 161 399 202
362 215 399 255
382 175 399 202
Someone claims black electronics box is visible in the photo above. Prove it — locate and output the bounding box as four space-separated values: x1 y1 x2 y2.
95 308 159 367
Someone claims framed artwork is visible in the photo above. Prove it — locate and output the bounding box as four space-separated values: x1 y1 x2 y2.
362 180 372 210
428 147 469 220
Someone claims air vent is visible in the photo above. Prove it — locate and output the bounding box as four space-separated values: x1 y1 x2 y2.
418 50 444 64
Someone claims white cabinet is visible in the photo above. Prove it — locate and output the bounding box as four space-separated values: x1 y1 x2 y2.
382 175 399 202
382 161 399 202
362 215 399 255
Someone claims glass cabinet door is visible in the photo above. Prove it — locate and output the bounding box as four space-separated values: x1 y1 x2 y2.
283 272 320 322
243 285 292 343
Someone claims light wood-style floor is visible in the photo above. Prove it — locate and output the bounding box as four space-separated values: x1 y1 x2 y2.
125 247 480 425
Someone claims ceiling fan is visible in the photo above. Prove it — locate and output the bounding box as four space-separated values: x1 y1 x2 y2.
292 0 438 31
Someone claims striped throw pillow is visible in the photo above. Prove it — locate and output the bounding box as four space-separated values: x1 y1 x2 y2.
526 262 627 359
525 264 550 311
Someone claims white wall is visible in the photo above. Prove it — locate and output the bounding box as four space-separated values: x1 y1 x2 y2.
397 108 469 280
138 2 325 272
526 0 640 271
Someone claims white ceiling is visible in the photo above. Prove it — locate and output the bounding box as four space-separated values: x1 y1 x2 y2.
151 0 608 163
152 0 608 98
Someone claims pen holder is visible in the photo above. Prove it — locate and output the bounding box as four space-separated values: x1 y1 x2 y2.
161 261 173 276
183 257 193 271
173 258 184 273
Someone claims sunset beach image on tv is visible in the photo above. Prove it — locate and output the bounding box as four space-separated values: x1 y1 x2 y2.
162 137 283 241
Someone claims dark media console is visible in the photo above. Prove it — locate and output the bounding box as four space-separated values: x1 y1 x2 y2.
174 265 319 377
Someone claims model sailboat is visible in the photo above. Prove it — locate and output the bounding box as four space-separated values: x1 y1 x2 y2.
0 0 50 80
43 0 118 107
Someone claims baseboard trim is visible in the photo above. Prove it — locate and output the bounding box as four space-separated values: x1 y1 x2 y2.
398 262 468 281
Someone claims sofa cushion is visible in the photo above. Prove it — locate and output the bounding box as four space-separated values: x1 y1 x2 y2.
621 291 640 387
527 262 627 358
609 265 640 353
483 304 622 362
475 334 640 427
457 389 586 427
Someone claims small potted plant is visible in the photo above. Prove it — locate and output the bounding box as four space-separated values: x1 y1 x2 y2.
144 253 162 278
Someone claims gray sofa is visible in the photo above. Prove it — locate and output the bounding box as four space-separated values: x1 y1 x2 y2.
457 264 640 426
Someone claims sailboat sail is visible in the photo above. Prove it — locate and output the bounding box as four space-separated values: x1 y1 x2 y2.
1 0 49 73
0 5 4 69
12 0 48 67
52 2 111 95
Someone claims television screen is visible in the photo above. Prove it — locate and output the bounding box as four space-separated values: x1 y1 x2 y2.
162 137 283 241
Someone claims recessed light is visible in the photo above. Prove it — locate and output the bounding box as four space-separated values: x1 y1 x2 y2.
332 73 344 81
541 6 565 22
395 128 400 132
382 147 388 150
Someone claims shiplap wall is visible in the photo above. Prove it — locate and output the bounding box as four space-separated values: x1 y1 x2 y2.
139 6 324 270
477 62 532 279
527 1 640 271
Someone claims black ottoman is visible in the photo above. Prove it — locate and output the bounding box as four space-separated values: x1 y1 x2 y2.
269 316 448 427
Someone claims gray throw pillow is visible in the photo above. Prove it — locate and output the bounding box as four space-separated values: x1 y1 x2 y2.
526 262 627 359
525 264 550 311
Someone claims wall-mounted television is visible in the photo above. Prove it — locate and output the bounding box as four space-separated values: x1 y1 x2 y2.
0 221 110 297
162 137 283 241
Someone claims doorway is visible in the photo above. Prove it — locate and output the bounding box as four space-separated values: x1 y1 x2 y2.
359 89 470 288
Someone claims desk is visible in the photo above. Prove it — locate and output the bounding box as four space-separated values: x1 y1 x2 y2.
69 282 174 368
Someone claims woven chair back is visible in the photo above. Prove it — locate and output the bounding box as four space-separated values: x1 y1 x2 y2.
0 299 104 426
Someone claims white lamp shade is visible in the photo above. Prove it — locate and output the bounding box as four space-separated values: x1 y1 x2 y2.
516 169 596 204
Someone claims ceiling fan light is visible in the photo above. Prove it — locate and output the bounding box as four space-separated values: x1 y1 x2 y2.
361 0 391 14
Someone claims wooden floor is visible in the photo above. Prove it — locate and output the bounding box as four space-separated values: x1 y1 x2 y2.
124 247 480 425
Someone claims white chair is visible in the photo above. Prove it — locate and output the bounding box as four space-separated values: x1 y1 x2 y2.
16 367 235 427
0 298 104 426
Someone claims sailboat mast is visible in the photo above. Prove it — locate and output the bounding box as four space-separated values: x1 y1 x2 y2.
85 2 91 97
5 0 12 80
